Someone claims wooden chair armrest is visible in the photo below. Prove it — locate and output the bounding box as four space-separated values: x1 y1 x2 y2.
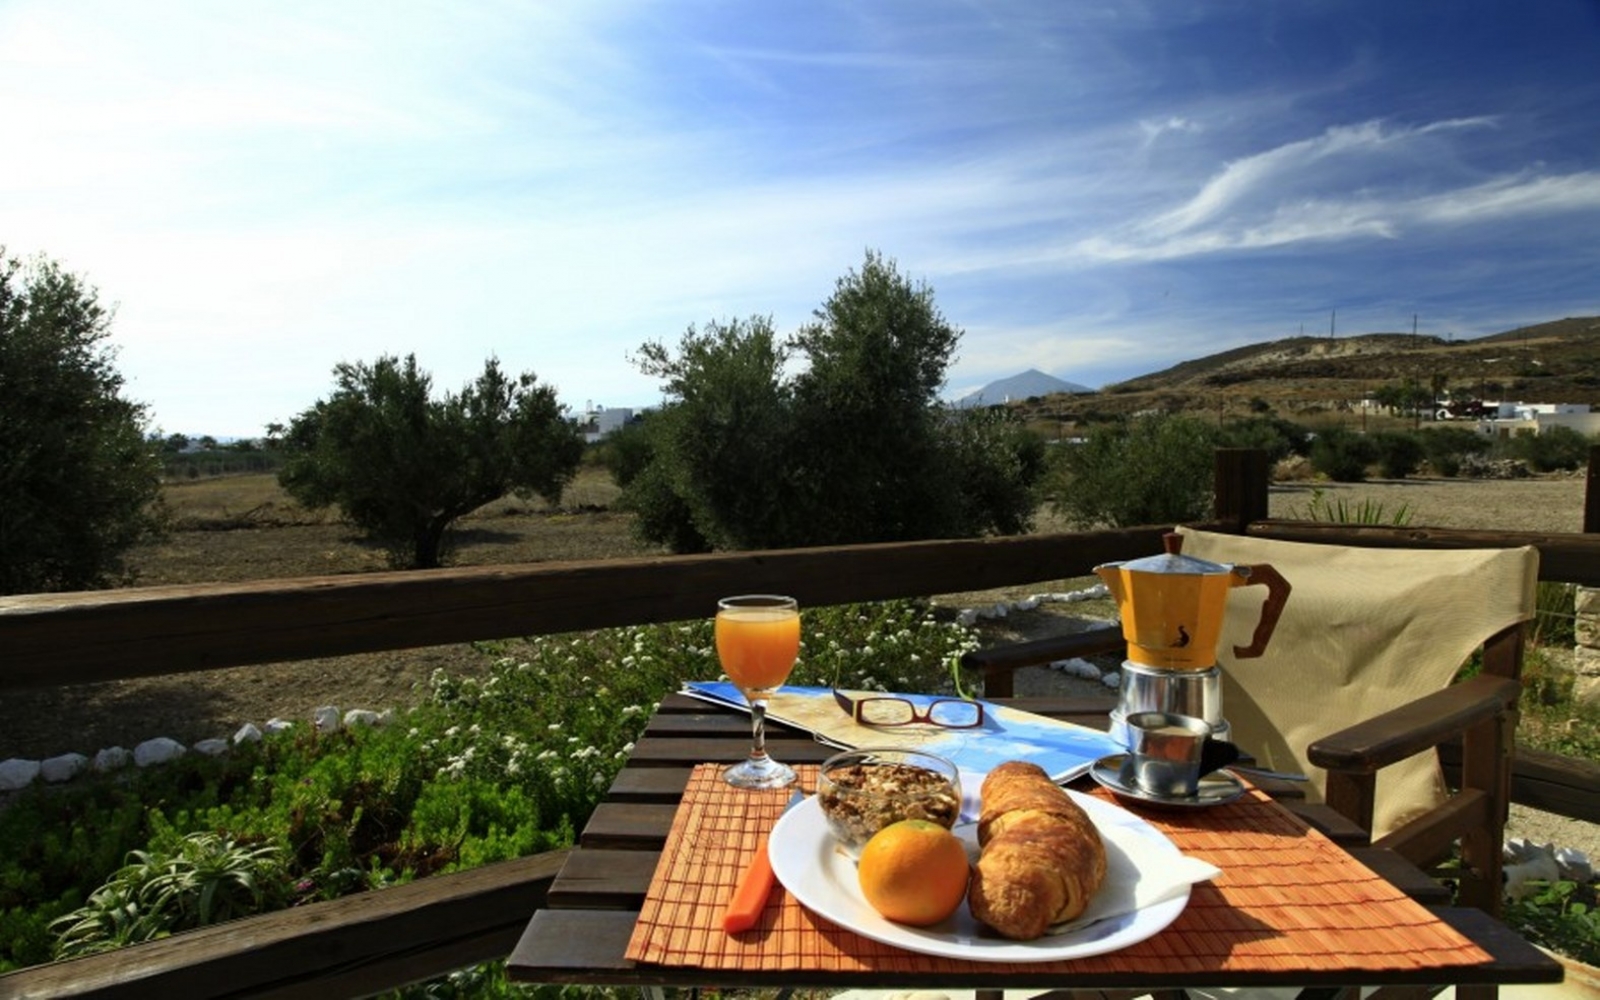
961 626 1125 698
1307 673 1520 774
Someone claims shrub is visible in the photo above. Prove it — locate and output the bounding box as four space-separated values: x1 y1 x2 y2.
1419 426 1490 477
1218 415 1311 463
1500 425 1593 473
1371 431 1424 479
1307 428 1378 482
1048 414 1219 528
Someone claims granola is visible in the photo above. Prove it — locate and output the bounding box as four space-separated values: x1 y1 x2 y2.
818 761 961 847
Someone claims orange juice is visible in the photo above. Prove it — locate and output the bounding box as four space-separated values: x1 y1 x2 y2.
716 606 800 692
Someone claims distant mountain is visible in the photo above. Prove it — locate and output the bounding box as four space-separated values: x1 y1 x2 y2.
955 369 1092 408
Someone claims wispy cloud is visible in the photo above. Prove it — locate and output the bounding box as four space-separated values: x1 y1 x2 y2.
1069 117 1598 263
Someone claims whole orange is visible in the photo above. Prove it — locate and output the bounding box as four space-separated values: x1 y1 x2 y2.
856 819 970 926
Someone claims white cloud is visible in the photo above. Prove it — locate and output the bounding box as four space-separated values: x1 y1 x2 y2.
1070 118 1599 263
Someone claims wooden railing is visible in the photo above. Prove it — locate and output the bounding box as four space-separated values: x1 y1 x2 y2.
1 447 1597 998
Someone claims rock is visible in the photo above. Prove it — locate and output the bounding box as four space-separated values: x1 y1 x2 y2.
94 746 132 771
313 706 341 732
1503 850 1561 901
264 718 294 734
955 609 978 626
1101 671 1122 689
1555 846 1592 883
194 739 229 757
1013 596 1040 612
134 737 186 767
1574 586 1599 617
0 758 41 791
344 709 382 728
41 753 88 783
234 723 263 744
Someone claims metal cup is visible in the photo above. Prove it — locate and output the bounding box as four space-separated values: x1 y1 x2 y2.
1119 711 1238 798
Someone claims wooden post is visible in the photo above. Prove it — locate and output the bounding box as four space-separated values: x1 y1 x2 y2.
1213 448 1269 535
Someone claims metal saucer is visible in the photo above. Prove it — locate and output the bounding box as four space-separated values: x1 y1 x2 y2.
1089 753 1246 809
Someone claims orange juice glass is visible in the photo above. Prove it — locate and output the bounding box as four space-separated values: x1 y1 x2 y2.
716 595 800 789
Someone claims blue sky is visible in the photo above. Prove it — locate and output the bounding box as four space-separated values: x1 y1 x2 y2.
3 1 1598 438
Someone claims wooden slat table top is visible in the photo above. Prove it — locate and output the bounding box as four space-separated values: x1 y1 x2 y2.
507 694 1563 991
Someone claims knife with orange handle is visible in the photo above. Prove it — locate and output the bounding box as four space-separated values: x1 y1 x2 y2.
722 789 804 933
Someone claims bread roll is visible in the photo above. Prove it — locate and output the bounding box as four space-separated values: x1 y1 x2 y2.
967 760 1106 940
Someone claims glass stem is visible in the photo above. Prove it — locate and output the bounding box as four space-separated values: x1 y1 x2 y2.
748 698 770 762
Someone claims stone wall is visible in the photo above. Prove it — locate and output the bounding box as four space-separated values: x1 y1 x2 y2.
1577 586 1600 708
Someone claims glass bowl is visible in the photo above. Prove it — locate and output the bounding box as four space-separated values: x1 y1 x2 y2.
815 747 962 852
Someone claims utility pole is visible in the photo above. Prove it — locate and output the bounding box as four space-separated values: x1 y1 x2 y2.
1330 309 1336 340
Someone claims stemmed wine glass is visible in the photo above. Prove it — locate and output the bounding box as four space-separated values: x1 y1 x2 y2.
715 594 800 789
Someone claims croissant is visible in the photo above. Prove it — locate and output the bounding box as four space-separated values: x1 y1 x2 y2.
967 760 1107 940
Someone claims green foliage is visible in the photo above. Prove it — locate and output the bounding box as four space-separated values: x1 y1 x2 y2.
1048 413 1219 528
0 250 165 595
1217 415 1311 463
278 354 584 568
157 439 282 479
50 832 290 958
620 252 1046 551
1418 425 1490 477
1500 425 1594 473
1505 880 1599 966
1307 427 1379 482
1371 430 1424 479
628 315 799 550
1533 582 1576 647
1287 488 1413 526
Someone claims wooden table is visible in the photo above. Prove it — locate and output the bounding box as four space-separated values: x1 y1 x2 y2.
507 693 1562 994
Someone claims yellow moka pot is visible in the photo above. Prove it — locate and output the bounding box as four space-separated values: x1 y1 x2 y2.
1095 532 1290 671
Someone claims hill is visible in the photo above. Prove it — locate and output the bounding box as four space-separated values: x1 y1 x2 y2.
1009 316 1600 425
955 369 1092 408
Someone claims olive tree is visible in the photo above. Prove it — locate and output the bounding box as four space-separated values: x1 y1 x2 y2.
616 251 1046 552
279 354 583 568
0 251 163 594
1049 414 1219 528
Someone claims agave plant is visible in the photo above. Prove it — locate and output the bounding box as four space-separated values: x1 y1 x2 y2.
1288 488 1413 526
51 833 289 959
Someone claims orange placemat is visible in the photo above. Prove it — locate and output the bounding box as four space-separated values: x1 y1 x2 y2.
625 763 1492 976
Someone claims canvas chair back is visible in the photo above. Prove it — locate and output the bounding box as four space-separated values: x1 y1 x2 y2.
1175 526 1538 838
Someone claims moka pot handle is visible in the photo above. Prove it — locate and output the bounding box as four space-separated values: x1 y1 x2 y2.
1232 563 1291 659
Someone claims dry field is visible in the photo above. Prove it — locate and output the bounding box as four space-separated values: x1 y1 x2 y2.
1 471 1590 765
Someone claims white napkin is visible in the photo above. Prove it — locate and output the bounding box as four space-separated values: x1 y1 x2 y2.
1054 816 1221 932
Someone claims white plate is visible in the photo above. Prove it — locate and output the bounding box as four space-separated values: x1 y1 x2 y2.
768 791 1190 963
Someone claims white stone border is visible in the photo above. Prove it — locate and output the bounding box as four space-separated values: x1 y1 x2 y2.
0 706 393 793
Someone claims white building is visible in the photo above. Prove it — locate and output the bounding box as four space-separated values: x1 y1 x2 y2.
1475 402 1599 439
581 406 636 444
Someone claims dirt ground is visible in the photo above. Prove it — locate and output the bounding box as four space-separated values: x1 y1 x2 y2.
2 473 1593 857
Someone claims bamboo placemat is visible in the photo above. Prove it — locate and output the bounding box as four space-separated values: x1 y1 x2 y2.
625 763 1493 975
